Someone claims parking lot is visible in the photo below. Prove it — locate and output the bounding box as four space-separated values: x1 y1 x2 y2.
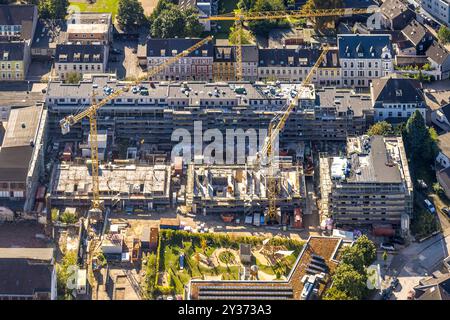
107 40 145 80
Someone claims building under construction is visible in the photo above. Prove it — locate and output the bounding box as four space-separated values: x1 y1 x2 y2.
48 161 172 211
185 158 305 221
45 76 373 155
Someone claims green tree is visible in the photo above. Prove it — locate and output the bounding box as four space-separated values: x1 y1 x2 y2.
303 0 344 32
60 209 78 224
117 0 147 31
150 9 185 38
248 0 287 35
438 26 450 44
57 250 78 299
323 286 355 300
66 72 82 84
352 235 377 266
331 263 368 299
404 110 438 165
367 121 393 136
184 8 205 37
38 0 69 19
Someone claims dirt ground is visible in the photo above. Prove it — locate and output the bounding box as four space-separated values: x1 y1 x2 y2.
139 0 158 16
0 221 50 248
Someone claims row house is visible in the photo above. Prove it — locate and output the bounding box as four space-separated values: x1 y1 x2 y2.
338 34 394 88
147 38 214 81
0 4 37 81
400 19 434 55
54 44 108 80
212 43 259 81
0 42 30 80
426 41 450 80
379 0 415 30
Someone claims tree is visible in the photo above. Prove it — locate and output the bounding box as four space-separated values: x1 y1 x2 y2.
184 8 205 37
60 209 78 224
323 286 355 300
150 9 185 38
367 121 393 136
352 235 377 267
438 26 450 44
149 3 203 38
117 0 147 31
248 0 288 35
404 111 438 165
57 250 78 299
331 263 368 299
66 72 82 84
144 253 157 299
38 0 69 19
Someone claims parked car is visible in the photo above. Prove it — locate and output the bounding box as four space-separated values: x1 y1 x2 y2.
424 199 436 214
381 287 393 300
391 236 405 245
417 179 428 190
390 277 399 289
442 207 450 217
380 242 395 252
110 48 122 54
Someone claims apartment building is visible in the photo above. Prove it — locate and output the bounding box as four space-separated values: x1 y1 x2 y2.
371 75 427 122
338 34 394 87
146 38 213 81
258 47 321 82
54 44 108 80
420 0 450 26
320 135 413 233
0 104 47 213
45 77 373 154
213 43 258 81
0 4 37 41
0 42 30 80
0 4 37 81
66 24 111 45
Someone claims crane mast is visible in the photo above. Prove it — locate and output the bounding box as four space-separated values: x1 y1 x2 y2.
60 36 214 216
263 47 330 223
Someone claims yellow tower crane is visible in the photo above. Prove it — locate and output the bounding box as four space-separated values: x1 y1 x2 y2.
260 46 330 223
60 36 214 218
206 7 375 81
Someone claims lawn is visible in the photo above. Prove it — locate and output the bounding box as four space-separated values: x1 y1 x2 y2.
69 0 119 18
155 230 304 295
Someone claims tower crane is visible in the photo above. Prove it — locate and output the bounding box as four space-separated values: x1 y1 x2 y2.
259 46 330 223
59 36 214 218
206 7 376 81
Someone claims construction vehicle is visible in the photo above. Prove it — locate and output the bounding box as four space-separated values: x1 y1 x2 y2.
258 46 330 223
205 7 376 81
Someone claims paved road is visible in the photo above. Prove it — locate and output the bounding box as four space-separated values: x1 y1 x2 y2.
390 231 450 299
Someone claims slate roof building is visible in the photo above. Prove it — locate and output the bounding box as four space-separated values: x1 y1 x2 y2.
146 38 213 81
0 41 30 81
414 273 450 300
370 75 426 122
379 0 415 30
426 41 450 80
0 248 56 300
401 19 434 55
0 4 38 41
338 34 394 87
432 102 450 131
54 44 108 80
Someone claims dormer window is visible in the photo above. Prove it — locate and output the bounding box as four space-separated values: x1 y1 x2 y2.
73 53 81 62
172 49 178 56
396 89 402 96
202 50 208 57
161 49 166 56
